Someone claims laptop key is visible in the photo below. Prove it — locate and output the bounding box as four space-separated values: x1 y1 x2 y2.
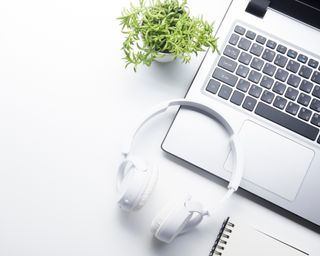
236 65 250 78
275 68 289 82
218 84 232 100
262 63 276 76
299 65 313 79
206 79 221 94
230 90 245 106
238 38 251 51
238 52 252 65
274 54 288 68
256 35 266 44
287 74 301 88
229 33 240 46
261 90 275 104
260 76 274 89
250 43 263 56
286 60 300 73
287 49 298 59
308 59 319 69
312 113 320 127
248 70 262 84
223 45 240 60
250 57 264 71
276 44 287 54
242 96 257 111
311 71 320 85
297 93 311 106
236 79 250 92
311 113 320 127
310 98 320 112
300 80 313 93
234 25 245 35
245 30 256 40
255 102 319 141
212 67 238 87
218 56 237 72
262 49 276 62
285 87 299 100
249 84 262 98
298 107 312 121
273 96 287 109
297 54 308 64
266 39 276 49
312 85 320 98
273 81 286 95
285 102 299 116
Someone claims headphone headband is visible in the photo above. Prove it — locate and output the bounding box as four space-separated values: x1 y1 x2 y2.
121 99 244 210
123 99 234 153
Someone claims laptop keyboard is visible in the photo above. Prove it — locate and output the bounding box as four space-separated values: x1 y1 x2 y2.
206 24 320 144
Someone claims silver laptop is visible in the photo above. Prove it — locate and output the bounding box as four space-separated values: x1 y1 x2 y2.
162 0 320 226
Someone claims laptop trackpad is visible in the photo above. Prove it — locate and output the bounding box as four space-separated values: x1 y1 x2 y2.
224 120 314 201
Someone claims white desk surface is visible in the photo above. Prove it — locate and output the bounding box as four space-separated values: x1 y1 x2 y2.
0 0 319 255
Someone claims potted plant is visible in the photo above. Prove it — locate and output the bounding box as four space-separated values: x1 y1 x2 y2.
118 0 219 71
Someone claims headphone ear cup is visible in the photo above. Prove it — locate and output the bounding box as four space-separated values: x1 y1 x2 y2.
151 196 207 243
150 204 171 235
135 165 158 210
150 198 191 243
117 157 158 211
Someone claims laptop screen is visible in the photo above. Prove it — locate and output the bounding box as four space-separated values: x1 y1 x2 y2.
297 0 320 10
270 0 320 29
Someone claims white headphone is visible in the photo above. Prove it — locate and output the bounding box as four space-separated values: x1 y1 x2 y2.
116 99 244 243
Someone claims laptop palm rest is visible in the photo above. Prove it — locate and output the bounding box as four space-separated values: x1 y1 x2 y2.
224 120 314 201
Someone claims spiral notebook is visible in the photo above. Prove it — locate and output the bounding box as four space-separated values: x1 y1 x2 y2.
209 217 309 256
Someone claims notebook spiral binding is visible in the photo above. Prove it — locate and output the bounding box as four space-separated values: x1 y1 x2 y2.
209 217 235 256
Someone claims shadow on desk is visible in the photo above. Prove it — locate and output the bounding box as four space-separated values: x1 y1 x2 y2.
163 152 320 235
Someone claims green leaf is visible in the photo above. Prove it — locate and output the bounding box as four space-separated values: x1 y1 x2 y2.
118 0 219 71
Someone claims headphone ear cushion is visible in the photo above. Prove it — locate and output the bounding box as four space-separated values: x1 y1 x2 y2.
150 196 207 243
117 158 154 211
150 199 191 243
150 205 172 235
135 166 158 210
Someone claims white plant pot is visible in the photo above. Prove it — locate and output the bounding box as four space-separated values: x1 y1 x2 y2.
155 52 175 63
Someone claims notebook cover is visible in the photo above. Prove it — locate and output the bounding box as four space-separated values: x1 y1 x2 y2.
209 217 309 256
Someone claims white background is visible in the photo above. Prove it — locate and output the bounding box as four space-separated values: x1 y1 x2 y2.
0 0 319 255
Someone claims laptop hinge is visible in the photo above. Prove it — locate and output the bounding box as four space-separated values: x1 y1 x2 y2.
245 0 270 18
